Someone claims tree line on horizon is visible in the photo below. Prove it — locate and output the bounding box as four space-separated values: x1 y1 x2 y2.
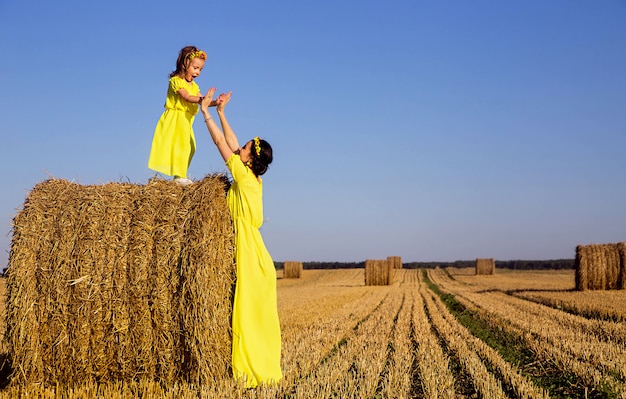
275 259 575 270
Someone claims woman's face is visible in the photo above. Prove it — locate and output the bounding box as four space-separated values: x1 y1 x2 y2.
238 140 253 163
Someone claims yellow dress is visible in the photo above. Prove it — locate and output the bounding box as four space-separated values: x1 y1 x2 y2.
147 76 200 178
226 154 282 388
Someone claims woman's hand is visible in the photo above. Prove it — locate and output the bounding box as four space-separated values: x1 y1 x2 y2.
201 87 217 113
216 91 232 112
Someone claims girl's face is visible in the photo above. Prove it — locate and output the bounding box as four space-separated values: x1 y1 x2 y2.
184 57 205 82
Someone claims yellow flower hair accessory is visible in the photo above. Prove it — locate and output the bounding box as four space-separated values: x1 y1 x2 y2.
188 50 207 60
253 137 261 156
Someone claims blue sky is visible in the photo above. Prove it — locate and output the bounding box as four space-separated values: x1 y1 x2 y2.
1 1 625 266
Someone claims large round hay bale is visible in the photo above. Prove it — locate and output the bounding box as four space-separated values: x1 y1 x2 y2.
575 244 587 290
364 259 393 286
575 242 625 291
387 256 402 269
5 175 236 386
283 261 302 279
617 242 626 290
475 258 495 275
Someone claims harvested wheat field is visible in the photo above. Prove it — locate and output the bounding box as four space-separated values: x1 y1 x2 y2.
1 267 626 398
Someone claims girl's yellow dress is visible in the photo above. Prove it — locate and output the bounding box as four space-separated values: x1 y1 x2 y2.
148 76 200 178
226 153 282 388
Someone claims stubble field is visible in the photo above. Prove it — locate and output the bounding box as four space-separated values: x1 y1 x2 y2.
0 267 625 398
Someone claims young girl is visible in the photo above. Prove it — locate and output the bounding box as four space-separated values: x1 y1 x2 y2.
200 90 282 388
148 45 215 186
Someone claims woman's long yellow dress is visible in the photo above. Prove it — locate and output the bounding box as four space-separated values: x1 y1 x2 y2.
226 153 282 388
147 76 200 178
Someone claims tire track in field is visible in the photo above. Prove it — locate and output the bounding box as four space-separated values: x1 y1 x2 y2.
374 292 405 397
282 293 389 397
419 285 478 399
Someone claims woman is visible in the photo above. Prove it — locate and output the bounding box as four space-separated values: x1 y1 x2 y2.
200 90 282 388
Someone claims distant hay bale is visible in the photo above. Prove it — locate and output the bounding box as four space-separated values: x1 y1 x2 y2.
617 242 626 290
475 258 495 275
575 242 625 291
5 175 236 386
364 259 393 286
283 261 303 279
387 256 402 269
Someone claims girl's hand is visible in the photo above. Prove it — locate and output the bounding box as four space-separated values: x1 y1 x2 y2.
201 87 216 111
216 91 232 112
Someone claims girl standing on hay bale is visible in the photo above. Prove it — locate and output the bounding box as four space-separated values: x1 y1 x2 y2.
148 45 217 186
200 90 281 388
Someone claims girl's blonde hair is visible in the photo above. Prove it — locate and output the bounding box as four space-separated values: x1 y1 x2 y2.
169 45 207 78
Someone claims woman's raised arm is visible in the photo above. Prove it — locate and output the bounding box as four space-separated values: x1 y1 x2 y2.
215 92 239 152
200 88 234 162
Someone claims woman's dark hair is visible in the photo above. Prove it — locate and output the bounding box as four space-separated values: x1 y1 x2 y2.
250 138 273 176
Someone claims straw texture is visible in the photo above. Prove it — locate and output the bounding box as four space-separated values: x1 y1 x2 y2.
5 175 236 386
475 258 495 275
283 261 302 279
364 259 393 286
575 242 626 290
387 256 402 270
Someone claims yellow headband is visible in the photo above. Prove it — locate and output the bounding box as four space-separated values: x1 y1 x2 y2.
253 137 261 156
188 50 207 60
